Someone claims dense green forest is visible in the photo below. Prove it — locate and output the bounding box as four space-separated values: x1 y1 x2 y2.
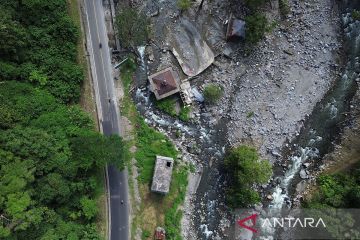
304 163 360 238
0 0 82 103
306 166 360 209
0 1 124 239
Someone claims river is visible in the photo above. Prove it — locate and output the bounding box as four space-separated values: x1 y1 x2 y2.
193 3 360 240
260 5 360 239
271 6 359 211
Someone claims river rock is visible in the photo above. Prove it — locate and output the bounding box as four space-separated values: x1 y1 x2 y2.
299 169 309 179
267 194 274 200
296 180 307 193
276 178 282 184
148 53 155 61
281 163 288 169
187 142 196 154
302 162 310 168
254 203 263 211
271 150 282 157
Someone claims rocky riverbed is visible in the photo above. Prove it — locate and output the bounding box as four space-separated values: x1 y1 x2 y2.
117 0 349 239
186 0 343 239
221 0 342 161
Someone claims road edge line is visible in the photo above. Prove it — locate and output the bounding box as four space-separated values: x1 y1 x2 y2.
79 1 110 239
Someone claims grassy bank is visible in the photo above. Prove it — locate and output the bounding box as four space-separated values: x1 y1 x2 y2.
119 59 188 239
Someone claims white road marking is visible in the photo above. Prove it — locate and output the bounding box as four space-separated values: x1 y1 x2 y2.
83 1 129 239
90 0 110 100
83 0 103 125
83 1 111 239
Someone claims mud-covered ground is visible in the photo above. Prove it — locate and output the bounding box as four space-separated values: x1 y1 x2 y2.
325 87 360 172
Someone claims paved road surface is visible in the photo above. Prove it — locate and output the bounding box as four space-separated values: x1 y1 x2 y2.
83 1 129 239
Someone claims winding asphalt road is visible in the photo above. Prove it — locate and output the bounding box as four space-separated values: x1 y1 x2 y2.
83 1 129 239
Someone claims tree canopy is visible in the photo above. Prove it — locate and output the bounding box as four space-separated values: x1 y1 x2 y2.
224 145 272 207
116 6 149 49
0 0 126 238
0 81 125 239
0 0 82 103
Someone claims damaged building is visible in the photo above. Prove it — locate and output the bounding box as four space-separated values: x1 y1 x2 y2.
148 67 181 100
148 67 193 105
151 156 174 194
226 15 246 41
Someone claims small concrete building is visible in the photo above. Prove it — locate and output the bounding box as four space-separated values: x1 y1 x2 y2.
226 15 246 41
151 156 174 194
148 67 180 100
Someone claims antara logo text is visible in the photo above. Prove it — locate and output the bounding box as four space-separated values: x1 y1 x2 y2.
237 213 327 233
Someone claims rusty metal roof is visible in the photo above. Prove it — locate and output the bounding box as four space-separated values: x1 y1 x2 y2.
148 67 180 100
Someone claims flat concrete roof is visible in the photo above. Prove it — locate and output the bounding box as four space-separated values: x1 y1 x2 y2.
151 156 174 194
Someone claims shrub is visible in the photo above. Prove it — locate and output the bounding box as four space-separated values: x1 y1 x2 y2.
122 56 137 73
245 0 266 10
120 56 137 94
307 174 355 208
224 145 272 208
155 98 177 116
177 0 192 11
116 6 149 48
245 13 268 44
304 166 360 239
247 111 254 118
226 187 261 207
352 10 360 21
142 229 150 239
179 106 191 122
279 0 290 18
203 84 223 104
155 99 191 121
